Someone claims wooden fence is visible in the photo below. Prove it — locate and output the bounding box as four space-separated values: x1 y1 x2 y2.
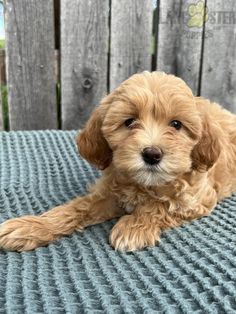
0 0 235 131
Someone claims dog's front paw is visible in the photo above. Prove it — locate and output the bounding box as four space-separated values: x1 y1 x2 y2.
0 216 54 251
109 215 160 252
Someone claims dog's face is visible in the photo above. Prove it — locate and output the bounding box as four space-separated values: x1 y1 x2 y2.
78 72 221 186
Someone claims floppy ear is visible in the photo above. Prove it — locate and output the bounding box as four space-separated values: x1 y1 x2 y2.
77 99 112 170
191 101 221 172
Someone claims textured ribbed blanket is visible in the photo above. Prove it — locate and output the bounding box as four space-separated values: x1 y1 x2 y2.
0 130 235 314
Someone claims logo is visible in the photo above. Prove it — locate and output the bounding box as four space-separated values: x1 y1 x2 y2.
187 1 209 28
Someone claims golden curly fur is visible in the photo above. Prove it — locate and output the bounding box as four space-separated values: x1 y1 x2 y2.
1 71 236 252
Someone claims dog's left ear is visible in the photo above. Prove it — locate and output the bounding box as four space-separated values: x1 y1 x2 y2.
191 99 222 171
77 98 112 170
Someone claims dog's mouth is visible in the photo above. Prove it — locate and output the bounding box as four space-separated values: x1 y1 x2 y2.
132 162 176 186
131 160 164 175
132 168 165 186
145 165 161 173
138 161 164 174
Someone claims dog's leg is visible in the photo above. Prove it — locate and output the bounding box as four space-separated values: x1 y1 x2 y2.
109 203 179 252
0 193 123 251
110 199 215 252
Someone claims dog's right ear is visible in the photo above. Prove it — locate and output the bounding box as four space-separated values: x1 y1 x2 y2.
191 98 222 172
77 99 112 170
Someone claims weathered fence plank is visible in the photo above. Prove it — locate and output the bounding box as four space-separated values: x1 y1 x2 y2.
0 50 59 85
0 50 6 85
5 0 57 130
61 0 109 130
0 90 3 130
2 0 236 131
110 0 153 91
0 50 4 130
200 0 236 111
157 0 206 95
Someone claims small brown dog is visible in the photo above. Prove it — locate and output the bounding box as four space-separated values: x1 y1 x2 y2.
0 71 236 252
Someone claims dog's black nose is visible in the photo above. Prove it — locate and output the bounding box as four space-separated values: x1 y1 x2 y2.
142 147 163 165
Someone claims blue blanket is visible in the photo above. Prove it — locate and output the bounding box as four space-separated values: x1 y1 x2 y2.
0 131 235 313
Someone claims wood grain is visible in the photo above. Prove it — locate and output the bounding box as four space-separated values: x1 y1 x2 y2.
110 0 153 91
0 87 3 130
0 50 59 85
200 0 236 111
0 50 4 130
60 0 109 130
156 0 206 95
5 0 57 130
0 50 6 85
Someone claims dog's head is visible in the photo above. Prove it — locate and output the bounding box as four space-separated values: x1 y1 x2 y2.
78 71 221 186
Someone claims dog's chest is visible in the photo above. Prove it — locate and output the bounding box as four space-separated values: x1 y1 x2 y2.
116 182 199 215
123 204 135 213
118 194 138 213
117 186 155 213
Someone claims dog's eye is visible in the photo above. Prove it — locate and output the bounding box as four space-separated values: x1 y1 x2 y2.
124 118 136 128
169 120 182 130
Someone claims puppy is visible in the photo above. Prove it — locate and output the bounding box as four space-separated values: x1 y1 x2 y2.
0 71 236 252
